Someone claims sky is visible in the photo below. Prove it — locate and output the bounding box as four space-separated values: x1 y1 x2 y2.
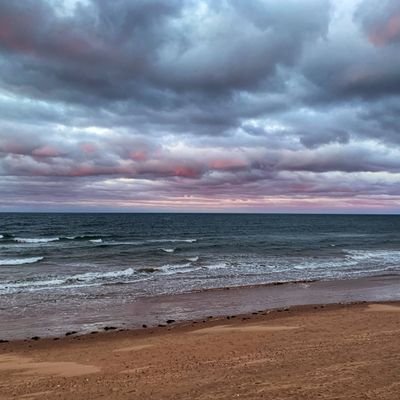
0 0 400 213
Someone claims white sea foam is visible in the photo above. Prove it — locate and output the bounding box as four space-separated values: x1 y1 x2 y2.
89 239 103 243
149 238 197 244
0 235 3 239
160 262 201 275
187 256 199 262
68 267 135 282
0 267 139 293
0 256 44 266
345 249 400 262
204 262 226 270
161 248 175 253
14 237 59 243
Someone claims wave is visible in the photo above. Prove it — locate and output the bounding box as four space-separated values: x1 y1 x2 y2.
66 267 135 283
161 248 175 253
14 237 59 243
0 257 44 266
203 262 226 270
159 262 201 275
345 249 400 262
65 235 104 241
0 267 140 292
89 239 103 244
148 238 197 244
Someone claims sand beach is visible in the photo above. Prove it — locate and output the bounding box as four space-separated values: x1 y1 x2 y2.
1 300 400 399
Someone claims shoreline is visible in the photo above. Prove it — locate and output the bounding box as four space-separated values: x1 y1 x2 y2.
0 299 393 345
1 300 400 399
1 273 400 341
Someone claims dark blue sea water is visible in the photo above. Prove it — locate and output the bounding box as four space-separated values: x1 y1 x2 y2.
1 213 400 338
1 213 400 297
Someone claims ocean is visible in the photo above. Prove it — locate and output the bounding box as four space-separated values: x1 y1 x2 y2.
1 213 400 338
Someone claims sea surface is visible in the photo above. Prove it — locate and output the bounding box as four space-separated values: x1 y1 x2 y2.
1 213 400 338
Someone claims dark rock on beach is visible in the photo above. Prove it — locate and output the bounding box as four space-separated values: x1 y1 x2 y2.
103 326 117 331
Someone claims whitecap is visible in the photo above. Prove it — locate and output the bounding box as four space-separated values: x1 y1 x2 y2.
0 256 44 266
186 256 199 262
14 237 59 243
203 262 226 270
0 267 139 293
69 267 135 282
159 262 202 275
148 238 197 244
0 235 3 239
89 239 103 243
161 248 175 253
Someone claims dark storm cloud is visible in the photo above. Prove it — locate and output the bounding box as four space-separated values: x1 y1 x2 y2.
0 0 400 211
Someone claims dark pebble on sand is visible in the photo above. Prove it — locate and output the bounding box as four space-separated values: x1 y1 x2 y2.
284 308 290 311
158 324 166 328
166 319 175 324
53 338 60 341
65 331 77 336
226 316 231 320
90 331 98 334
142 324 147 328
0 339 9 343
104 326 117 331
31 336 40 341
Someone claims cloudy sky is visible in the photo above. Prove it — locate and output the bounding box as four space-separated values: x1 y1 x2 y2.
0 0 400 212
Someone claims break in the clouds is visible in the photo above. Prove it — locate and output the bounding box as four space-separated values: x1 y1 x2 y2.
0 0 400 212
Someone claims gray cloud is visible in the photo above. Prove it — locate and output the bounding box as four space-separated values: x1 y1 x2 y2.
0 0 399 212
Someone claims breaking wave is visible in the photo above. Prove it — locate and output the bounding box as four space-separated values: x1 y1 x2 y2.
14 237 60 244
0 257 44 266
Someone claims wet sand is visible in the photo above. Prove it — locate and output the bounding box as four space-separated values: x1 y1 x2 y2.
2 274 400 340
1 301 400 399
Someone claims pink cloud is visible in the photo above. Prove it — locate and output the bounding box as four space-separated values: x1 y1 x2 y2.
173 165 200 178
368 12 400 46
129 150 148 161
208 158 247 170
32 145 61 158
80 143 97 154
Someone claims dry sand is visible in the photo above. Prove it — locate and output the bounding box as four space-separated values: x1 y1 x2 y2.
0 302 399 399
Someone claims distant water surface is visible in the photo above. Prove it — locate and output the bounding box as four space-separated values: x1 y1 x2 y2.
1 213 400 336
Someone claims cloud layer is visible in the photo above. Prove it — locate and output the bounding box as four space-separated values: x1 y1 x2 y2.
1 0 400 212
